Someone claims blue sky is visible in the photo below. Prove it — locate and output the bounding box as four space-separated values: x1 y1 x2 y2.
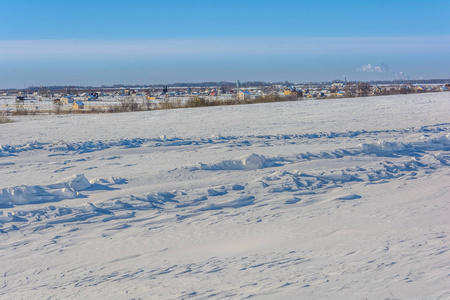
0 0 449 88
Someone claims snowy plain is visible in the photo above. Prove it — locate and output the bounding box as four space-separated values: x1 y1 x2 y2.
1 92 449 299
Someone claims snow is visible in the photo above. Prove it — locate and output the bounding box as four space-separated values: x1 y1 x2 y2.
0 92 449 299
198 153 274 170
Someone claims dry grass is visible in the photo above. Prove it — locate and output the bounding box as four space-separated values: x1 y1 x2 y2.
0 113 14 124
4 89 446 117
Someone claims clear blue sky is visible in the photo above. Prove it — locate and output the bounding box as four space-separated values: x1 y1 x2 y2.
0 0 449 88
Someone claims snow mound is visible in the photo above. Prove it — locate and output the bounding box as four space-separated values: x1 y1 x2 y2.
89 176 127 185
52 188 78 199
334 194 362 201
130 192 178 208
419 154 444 167
318 171 355 182
79 202 112 215
424 133 450 144
199 154 274 170
0 174 95 208
0 211 14 223
200 196 255 211
0 185 57 208
54 174 91 191
359 140 405 154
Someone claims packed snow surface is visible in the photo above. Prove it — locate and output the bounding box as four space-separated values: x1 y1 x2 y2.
1 93 449 299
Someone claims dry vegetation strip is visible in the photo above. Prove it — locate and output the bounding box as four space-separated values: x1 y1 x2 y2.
3 89 447 118
0 114 14 124
3 94 295 117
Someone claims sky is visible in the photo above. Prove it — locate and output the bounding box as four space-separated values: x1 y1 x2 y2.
0 0 449 88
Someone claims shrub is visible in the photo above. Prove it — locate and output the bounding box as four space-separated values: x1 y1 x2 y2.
159 98 176 109
143 99 154 111
54 102 63 114
89 106 102 113
0 113 14 124
120 98 140 112
185 97 207 107
12 106 37 116
254 94 286 103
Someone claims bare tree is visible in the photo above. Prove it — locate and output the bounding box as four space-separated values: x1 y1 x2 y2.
357 82 371 97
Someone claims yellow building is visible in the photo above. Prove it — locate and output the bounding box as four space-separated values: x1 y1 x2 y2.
284 87 295 95
237 90 251 101
61 96 74 104
284 87 302 97
73 101 84 110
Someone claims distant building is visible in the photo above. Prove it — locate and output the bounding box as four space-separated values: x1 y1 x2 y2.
332 82 345 88
237 90 251 101
416 85 425 92
329 91 344 97
61 96 74 104
73 101 84 110
85 95 97 101
284 87 303 97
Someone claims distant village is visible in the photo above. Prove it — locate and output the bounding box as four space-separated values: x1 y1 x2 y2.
1 80 449 114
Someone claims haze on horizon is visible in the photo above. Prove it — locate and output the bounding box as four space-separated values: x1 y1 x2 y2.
1 0 449 89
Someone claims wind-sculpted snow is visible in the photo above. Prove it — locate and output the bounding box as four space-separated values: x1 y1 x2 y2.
1 133 448 231
198 153 276 170
1 94 449 300
1 124 449 158
359 133 450 155
0 185 58 208
0 174 95 208
0 132 448 234
50 174 92 191
199 196 255 211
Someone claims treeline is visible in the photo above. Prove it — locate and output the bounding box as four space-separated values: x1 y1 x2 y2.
11 78 449 92
367 79 449 85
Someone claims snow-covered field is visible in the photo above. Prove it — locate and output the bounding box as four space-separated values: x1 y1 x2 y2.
1 93 449 299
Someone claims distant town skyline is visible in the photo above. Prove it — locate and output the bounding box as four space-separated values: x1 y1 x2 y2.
1 0 449 89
